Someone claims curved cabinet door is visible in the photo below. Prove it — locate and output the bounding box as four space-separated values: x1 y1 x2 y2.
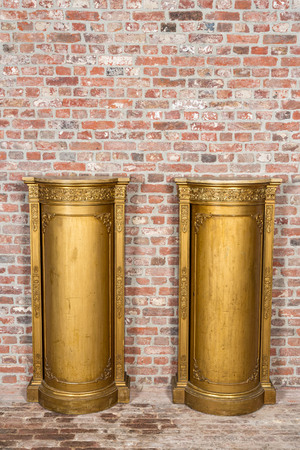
42 205 113 393
190 205 263 395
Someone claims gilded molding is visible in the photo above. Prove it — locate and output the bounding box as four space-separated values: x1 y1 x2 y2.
116 266 123 320
114 185 126 201
178 185 190 201
180 204 189 233
32 266 40 319
28 184 39 200
94 212 112 233
190 186 266 202
263 267 272 320
180 267 188 320
34 353 42 379
31 204 39 232
41 212 56 234
38 185 115 202
266 205 273 233
116 204 123 233
194 213 212 233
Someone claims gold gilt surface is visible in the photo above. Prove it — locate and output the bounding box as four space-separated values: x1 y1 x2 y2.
23 177 130 415
172 177 281 416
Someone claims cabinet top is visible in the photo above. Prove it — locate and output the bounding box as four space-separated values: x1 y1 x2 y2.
174 177 282 186
23 176 129 185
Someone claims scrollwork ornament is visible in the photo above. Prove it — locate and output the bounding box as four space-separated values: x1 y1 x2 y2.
94 212 112 233
44 356 112 384
190 186 266 202
263 267 272 320
178 185 190 201
180 355 187 379
38 186 115 203
116 204 123 233
42 212 56 234
114 185 126 201
180 267 188 320
194 213 212 233
266 186 277 201
262 356 269 379
266 205 273 233
31 204 39 232
32 265 40 319
253 213 264 235
246 358 259 382
180 205 189 233
116 354 123 379
28 184 39 200
34 353 42 379
116 266 123 320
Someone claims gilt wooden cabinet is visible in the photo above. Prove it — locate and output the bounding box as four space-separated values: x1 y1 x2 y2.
172 178 281 415
23 176 130 414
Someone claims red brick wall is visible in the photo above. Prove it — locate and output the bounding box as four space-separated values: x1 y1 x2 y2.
0 1 299 388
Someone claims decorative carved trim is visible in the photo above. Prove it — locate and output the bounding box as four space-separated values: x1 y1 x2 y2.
178 185 190 201
266 205 273 233
114 185 126 201
180 204 189 233
262 355 269 379
253 213 264 235
266 186 277 201
42 212 56 234
116 205 123 233
180 267 188 320
246 358 260 382
193 358 208 382
38 186 115 203
28 184 39 199
31 204 39 232
34 352 42 379
193 357 260 385
263 267 272 320
94 212 112 233
194 213 212 233
116 354 123 379
116 266 123 320
190 186 266 203
44 356 112 384
179 355 187 379
32 265 40 319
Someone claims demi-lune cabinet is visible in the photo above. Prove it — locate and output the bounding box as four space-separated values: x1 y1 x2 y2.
172 178 281 415
23 176 130 414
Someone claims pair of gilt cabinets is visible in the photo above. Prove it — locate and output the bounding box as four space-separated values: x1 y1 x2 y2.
24 176 281 416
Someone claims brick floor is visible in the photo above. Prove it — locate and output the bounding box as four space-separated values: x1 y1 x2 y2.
0 387 299 449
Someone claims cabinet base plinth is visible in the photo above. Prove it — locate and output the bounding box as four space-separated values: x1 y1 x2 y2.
262 381 276 404
185 383 265 416
116 372 130 403
38 381 118 415
27 378 41 402
171 376 186 404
